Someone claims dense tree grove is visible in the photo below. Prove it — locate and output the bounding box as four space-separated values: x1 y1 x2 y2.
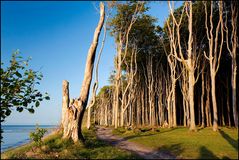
91 1 238 131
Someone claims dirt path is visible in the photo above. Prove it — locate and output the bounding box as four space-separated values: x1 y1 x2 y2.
96 126 177 159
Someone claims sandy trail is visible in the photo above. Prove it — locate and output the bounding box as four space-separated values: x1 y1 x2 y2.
96 126 177 159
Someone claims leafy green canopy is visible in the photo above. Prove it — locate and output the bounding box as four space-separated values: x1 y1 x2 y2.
108 2 164 74
0 50 50 140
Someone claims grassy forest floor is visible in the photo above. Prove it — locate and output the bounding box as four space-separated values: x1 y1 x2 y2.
1 126 238 159
112 126 238 159
1 128 138 159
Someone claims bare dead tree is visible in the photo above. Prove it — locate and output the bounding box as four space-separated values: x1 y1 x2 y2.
62 2 105 142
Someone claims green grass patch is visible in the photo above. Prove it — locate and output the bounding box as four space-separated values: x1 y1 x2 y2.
112 127 127 135
113 126 238 159
2 128 137 159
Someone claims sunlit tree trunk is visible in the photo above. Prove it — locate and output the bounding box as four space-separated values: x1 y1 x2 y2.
188 69 196 131
86 8 108 129
224 2 238 128
141 87 145 126
205 73 212 127
62 80 70 138
120 46 138 127
114 39 122 128
201 69 205 128
167 2 198 131
204 1 224 131
69 3 105 142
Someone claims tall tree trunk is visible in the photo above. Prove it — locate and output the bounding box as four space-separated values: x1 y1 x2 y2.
186 101 190 127
86 9 108 129
112 94 115 126
201 71 205 128
167 94 172 128
231 59 238 127
86 105 91 129
221 96 225 126
226 78 231 127
204 1 224 131
167 2 198 131
211 74 218 131
114 42 122 128
225 2 238 128
172 82 177 127
137 92 141 126
183 99 186 127
105 104 108 126
62 80 70 138
141 88 145 126
67 3 105 142
205 73 210 127
188 1 196 131
145 88 149 125
189 70 196 131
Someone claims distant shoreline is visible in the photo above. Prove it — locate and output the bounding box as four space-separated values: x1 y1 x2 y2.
1 125 60 153
1 124 58 126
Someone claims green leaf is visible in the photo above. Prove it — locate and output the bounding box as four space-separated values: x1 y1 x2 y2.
35 101 40 107
30 95 35 99
23 102 28 107
16 107 23 112
25 80 31 83
45 96 50 100
28 109 35 114
1 51 49 133
5 109 11 116
15 71 22 78
12 100 19 106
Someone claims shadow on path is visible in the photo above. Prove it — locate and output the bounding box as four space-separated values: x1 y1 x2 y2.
219 130 238 151
198 146 219 159
158 143 183 157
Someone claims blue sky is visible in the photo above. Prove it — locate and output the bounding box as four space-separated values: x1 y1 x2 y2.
1 1 183 125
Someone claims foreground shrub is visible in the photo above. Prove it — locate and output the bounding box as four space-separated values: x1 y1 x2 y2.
29 125 47 147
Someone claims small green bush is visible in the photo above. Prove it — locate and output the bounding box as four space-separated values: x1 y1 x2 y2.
29 125 47 147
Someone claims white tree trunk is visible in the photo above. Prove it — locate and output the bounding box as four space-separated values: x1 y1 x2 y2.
232 60 238 127
211 74 218 131
62 80 70 138
62 3 105 142
189 70 196 131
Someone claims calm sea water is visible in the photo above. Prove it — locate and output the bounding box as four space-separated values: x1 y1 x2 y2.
1 125 58 152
